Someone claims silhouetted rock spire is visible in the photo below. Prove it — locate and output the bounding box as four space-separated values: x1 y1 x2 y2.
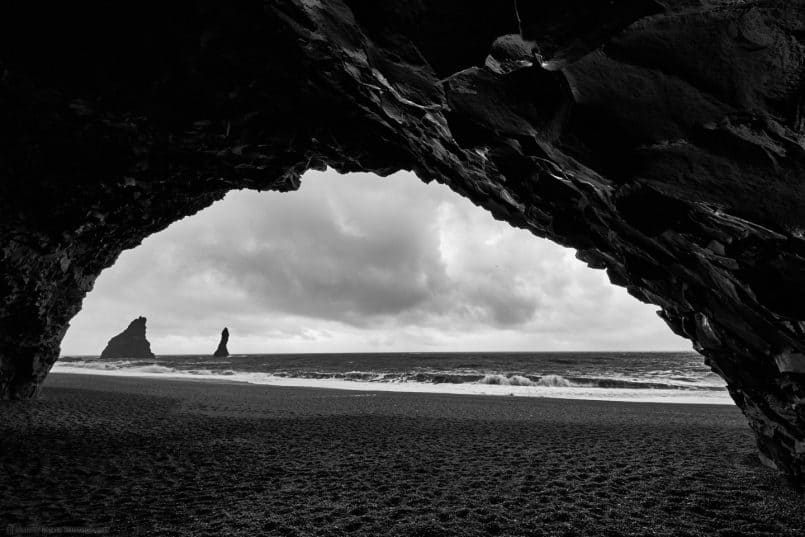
100 317 155 359
213 327 229 358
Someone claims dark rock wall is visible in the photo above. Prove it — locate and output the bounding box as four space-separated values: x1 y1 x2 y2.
1 1 805 477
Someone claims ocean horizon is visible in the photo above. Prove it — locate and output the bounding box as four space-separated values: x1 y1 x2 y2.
54 351 730 405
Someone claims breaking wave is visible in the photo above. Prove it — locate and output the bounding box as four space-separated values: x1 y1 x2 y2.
52 352 732 404
54 359 726 392
479 373 572 387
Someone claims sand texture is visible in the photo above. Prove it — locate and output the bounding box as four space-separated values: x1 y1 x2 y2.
1 373 804 536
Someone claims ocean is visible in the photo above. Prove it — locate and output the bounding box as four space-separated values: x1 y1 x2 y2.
54 351 731 404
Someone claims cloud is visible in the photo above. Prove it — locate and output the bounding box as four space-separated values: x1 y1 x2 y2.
61 169 689 355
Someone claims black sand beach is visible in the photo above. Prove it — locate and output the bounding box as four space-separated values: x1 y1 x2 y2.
2 373 803 536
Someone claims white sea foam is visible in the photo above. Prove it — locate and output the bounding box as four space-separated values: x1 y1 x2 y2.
136 365 176 374
535 374 573 387
478 373 574 387
51 361 732 405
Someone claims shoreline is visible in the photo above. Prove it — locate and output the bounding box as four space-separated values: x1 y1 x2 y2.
46 371 727 408
50 365 733 405
3 373 803 536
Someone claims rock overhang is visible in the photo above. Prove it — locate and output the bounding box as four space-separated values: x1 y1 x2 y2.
1 0 805 479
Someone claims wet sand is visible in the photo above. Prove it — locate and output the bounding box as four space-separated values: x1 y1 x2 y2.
1 373 803 536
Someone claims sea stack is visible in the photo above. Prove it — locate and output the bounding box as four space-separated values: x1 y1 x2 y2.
213 327 229 358
100 317 155 359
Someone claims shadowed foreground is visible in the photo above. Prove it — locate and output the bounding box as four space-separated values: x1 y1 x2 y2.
1 374 803 536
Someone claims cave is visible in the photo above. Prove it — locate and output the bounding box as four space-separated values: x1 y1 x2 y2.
1 0 805 480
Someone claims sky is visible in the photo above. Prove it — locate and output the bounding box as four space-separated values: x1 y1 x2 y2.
61 169 689 355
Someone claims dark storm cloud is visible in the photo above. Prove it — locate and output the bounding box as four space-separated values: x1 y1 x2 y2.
154 173 452 325
62 170 689 354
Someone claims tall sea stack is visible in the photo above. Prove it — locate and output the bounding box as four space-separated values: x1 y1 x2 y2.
100 317 155 359
213 328 229 358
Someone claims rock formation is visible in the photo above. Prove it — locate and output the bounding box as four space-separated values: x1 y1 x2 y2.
1 1 805 478
213 328 230 358
100 317 155 360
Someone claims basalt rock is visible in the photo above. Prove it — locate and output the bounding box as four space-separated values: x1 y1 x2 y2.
214 328 230 358
100 317 155 360
1 1 805 478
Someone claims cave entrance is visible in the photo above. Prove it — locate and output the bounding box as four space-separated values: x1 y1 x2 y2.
57 169 716 402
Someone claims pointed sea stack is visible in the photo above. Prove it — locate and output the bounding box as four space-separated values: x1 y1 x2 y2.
213 327 229 358
100 317 155 359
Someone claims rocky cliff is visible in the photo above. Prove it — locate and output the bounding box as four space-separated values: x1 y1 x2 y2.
1 1 804 478
100 317 155 360
213 328 230 358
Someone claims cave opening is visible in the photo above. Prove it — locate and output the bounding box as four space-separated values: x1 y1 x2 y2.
52 168 728 404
